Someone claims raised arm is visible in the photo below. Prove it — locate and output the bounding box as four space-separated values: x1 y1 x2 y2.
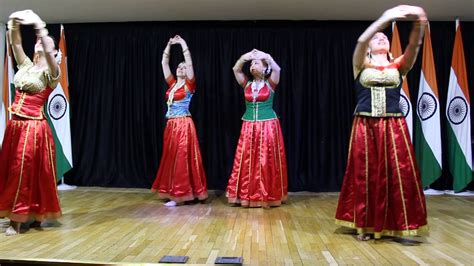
175 35 194 80
353 6 412 77
162 38 173 80
258 50 281 86
233 51 253 88
10 10 59 76
7 17 27 65
396 7 427 75
37 27 60 78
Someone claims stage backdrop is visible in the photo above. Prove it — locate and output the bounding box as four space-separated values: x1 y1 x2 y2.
17 21 474 191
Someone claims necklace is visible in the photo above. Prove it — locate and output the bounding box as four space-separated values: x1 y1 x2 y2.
251 80 265 103
167 79 186 106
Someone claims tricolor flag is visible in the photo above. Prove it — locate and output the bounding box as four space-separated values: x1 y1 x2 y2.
391 22 413 139
415 23 442 188
446 20 472 192
45 25 73 180
1 28 14 144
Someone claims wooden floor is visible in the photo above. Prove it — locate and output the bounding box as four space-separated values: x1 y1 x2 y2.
0 187 473 265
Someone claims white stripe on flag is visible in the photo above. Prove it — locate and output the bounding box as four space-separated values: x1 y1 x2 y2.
447 68 472 170
47 83 73 166
417 72 443 167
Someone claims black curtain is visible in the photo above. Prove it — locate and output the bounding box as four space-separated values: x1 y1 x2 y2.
18 20 472 191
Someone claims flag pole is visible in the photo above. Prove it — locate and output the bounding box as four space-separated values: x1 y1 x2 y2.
56 24 76 191
58 176 77 191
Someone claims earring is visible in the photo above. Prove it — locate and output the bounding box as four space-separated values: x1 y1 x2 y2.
388 52 394 61
33 53 39 64
264 66 271 76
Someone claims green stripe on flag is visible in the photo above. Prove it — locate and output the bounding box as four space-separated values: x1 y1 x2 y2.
45 111 72 180
447 124 473 192
415 118 442 187
10 83 15 103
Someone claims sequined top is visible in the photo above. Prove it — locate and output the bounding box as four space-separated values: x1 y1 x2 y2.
165 75 196 118
9 57 61 120
354 64 403 117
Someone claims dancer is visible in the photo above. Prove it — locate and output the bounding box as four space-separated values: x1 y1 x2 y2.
335 5 429 240
151 35 208 206
226 49 288 208
0 10 62 235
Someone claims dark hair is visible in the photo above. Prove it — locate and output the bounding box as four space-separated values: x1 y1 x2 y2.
263 66 272 78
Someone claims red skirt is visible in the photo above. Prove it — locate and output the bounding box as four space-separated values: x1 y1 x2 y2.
226 119 288 207
152 117 208 202
335 116 428 238
0 116 61 222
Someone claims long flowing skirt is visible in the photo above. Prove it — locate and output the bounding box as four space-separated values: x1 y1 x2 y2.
335 116 428 238
226 119 288 207
152 117 208 202
0 116 61 222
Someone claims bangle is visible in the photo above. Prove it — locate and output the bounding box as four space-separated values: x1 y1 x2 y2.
236 58 246 66
417 18 428 26
7 20 19 30
36 28 49 38
163 51 170 57
182 48 189 54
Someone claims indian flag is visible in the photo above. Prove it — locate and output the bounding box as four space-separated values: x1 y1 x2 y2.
415 23 442 188
45 25 73 180
446 20 472 192
1 28 14 144
391 22 413 139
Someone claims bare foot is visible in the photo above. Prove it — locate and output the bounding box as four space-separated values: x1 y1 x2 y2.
164 201 183 207
357 234 370 241
5 222 21 236
5 226 19 236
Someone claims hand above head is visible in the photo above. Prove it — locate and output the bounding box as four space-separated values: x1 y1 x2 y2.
166 36 182 48
382 5 427 22
7 19 19 30
9 10 44 29
242 50 255 61
405 6 428 22
381 5 412 21
169 35 187 47
174 35 185 43
254 50 270 61
167 37 174 47
9 10 31 20
242 49 261 61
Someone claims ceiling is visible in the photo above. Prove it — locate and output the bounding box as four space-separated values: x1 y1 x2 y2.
0 0 472 23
